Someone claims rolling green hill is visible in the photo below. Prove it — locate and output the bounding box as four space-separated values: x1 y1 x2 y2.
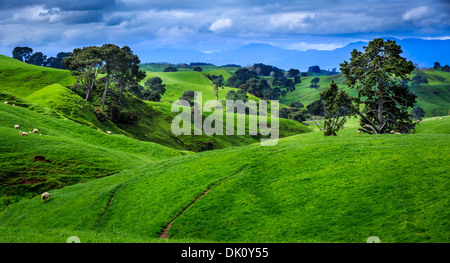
0 54 449 243
143 71 246 103
280 71 450 117
0 55 311 153
0 116 448 242
0 101 186 206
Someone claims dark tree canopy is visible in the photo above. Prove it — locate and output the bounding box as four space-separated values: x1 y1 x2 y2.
27 52 47 67
12 47 33 62
226 89 248 102
308 65 321 74
411 106 425 121
340 38 417 134
433 62 441 70
411 74 428 86
310 77 320 89
164 66 178 72
307 99 326 117
227 68 258 88
288 68 300 78
320 81 353 136
144 77 166 101
180 90 196 106
192 66 203 72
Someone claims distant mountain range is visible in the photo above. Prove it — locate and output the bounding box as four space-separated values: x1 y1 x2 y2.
139 38 450 71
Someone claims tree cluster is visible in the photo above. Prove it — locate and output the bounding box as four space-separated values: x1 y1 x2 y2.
12 46 70 69
63 44 146 115
433 62 450 72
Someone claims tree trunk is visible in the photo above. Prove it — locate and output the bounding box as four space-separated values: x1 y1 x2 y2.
118 85 124 105
377 97 384 134
101 73 110 111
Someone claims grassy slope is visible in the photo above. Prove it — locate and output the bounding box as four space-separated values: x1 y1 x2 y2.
0 102 186 204
0 55 309 153
143 71 242 104
281 71 450 117
0 55 75 98
1 117 448 243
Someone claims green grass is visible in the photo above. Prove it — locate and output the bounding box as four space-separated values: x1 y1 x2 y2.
143 71 243 104
0 55 309 153
280 71 450 117
0 101 186 205
0 54 449 243
1 117 448 242
0 55 75 98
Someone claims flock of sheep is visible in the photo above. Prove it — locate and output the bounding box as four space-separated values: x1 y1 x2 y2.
14 125 42 136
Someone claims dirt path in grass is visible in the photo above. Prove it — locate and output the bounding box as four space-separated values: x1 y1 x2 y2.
159 189 210 239
159 164 249 239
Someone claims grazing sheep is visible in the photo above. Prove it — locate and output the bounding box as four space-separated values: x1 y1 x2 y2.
4 101 8 104
32 129 38 133
390 130 401 135
41 192 51 203
19 131 28 136
39 134 43 136
106 130 112 135
440 118 442 120
357 130 361 133
14 125 20 129
12 104 16 107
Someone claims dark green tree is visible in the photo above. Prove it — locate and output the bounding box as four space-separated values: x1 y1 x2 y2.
115 46 146 104
320 81 353 136
226 89 248 101
287 68 300 78
63 46 102 101
27 52 47 66
308 65 321 74
212 75 224 101
433 62 441 70
411 106 425 121
307 99 326 116
310 77 320 89
192 66 203 72
180 90 195 106
144 76 166 100
341 38 417 134
12 47 33 62
163 66 178 72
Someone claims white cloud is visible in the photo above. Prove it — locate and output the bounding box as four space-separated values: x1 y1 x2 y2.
156 26 193 37
269 12 315 30
209 18 233 32
402 6 429 21
288 42 343 51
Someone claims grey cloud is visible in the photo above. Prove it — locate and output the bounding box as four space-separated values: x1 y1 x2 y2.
0 0 117 11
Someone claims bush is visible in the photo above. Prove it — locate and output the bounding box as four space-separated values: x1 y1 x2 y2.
163 66 178 72
94 107 107 122
120 110 140 124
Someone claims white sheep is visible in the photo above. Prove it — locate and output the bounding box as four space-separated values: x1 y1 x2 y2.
41 192 51 203
4 101 8 104
39 134 43 136
390 130 401 135
14 125 20 129
106 130 112 135
32 129 38 133
19 131 28 136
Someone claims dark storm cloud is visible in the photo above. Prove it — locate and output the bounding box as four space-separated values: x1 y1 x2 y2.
0 0 117 11
0 0 449 56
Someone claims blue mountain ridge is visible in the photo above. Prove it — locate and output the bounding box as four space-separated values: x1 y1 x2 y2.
139 38 450 71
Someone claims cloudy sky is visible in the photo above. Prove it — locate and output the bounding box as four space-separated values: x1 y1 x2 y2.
0 0 449 58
